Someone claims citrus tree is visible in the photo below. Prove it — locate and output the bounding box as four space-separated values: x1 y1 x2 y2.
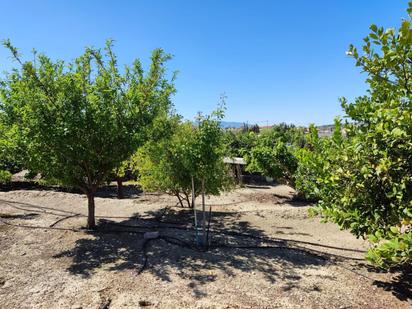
244 124 304 186
293 121 344 201
0 40 175 228
312 4 412 268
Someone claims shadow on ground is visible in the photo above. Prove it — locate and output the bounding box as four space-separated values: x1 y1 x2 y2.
0 181 143 199
0 212 39 220
54 207 328 298
371 265 412 301
51 206 412 301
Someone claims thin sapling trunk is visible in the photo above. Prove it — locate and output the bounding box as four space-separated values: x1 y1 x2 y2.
192 176 198 244
202 178 206 248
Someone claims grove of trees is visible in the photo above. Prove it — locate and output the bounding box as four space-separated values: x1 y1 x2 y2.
0 4 411 268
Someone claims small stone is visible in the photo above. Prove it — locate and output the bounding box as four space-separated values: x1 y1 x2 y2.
138 300 152 307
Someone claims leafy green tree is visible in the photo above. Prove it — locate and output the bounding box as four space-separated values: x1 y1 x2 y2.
137 108 232 207
294 121 343 201
137 121 195 206
0 40 175 228
0 118 15 183
312 4 412 268
244 123 304 185
246 141 297 185
224 129 257 158
111 113 178 199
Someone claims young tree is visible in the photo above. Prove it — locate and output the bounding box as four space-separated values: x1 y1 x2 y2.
0 40 175 228
137 121 195 207
312 4 412 268
137 109 232 207
137 105 233 247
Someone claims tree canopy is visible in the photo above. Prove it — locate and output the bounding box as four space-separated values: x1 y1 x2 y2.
311 4 412 268
0 39 175 228
137 106 233 207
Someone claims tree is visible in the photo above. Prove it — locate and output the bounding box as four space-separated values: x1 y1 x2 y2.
137 108 232 207
137 121 196 207
0 40 175 228
224 129 257 158
293 121 343 201
246 141 297 184
312 4 412 268
244 124 303 186
137 105 233 247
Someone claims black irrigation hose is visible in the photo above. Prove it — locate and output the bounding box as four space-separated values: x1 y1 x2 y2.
211 243 337 261
0 199 80 216
0 217 85 232
94 219 367 262
1 197 366 259
210 229 366 253
1 199 365 257
0 217 379 283
2 215 369 284
2 202 75 217
0 217 145 235
137 239 151 275
49 214 80 227
0 216 363 262
134 235 361 277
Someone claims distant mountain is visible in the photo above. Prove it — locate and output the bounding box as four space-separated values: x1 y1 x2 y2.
219 121 244 129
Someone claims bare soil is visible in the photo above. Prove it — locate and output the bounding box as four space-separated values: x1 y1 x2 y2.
0 184 410 308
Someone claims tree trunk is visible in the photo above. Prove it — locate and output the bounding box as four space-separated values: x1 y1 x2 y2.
192 176 198 245
176 193 184 207
117 177 124 199
184 192 191 208
86 192 96 229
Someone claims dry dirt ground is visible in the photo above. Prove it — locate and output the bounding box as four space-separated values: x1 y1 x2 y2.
0 184 410 309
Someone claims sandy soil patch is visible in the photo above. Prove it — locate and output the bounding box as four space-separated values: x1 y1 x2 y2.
0 185 410 308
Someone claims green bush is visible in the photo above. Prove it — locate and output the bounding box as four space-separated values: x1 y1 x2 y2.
0 170 11 184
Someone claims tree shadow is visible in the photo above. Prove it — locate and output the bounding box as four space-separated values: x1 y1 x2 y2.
244 185 272 189
0 212 39 220
54 208 328 298
95 184 143 199
369 264 412 301
0 181 143 200
273 230 313 237
271 193 315 207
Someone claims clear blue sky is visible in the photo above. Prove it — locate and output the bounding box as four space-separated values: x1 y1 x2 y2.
0 1 408 125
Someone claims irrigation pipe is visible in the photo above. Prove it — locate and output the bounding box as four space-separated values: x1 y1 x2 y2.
0 198 366 256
